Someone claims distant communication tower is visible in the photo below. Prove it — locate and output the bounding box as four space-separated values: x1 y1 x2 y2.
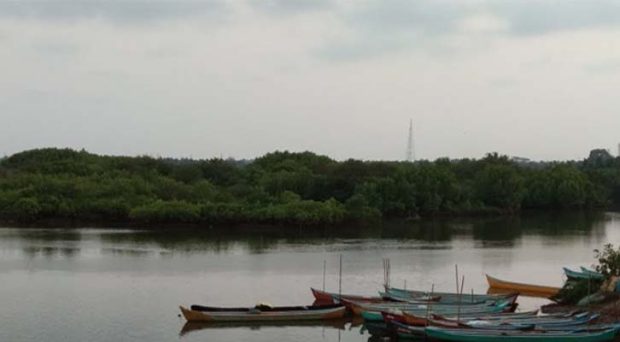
406 119 415 162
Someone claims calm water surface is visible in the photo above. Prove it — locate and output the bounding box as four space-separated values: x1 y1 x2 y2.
1 212 619 342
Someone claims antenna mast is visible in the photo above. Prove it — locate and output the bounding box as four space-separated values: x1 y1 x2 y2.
406 119 414 162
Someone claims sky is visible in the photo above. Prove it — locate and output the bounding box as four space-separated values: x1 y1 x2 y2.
1 0 620 161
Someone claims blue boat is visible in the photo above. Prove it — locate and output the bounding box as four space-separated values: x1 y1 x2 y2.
564 267 604 281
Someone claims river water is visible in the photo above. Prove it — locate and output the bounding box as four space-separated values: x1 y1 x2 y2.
1 212 619 342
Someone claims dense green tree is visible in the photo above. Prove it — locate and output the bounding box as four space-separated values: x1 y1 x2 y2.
0 148 614 226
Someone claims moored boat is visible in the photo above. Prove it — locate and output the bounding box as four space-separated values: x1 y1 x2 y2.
179 304 346 322
380 290 482 304
580 267 604 279
564 267 605 281
380 309 539 328
310 288 386 305
486 274 560 298
385 286 516 304
359 299 515 322
425 326 617 341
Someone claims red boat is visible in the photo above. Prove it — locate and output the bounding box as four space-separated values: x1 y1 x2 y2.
311 288 387 305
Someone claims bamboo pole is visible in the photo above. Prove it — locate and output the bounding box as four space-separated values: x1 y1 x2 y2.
425 283 435 327
339 254 343 296
322 260 326 291
455 264 459 295
457 275 465 323
383 259 385 288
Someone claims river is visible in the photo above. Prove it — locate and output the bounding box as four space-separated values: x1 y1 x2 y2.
1 212 618 341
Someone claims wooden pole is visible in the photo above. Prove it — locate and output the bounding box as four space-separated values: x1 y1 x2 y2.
457 275 465 323
322 260 326 291
388 259 391 288
455 265 459 295
471 288 474 303
425 283 435 327
339 254 343 296
383 259 386 288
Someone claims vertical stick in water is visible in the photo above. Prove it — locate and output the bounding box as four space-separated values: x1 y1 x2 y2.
386 259 390 289
322 260 326 291
388 259 391 288
455 264 459 295
339 254 343 296
383 259 386 288
425 284 434 327
471 288 474 303
404 279 407 290
457 275 465 323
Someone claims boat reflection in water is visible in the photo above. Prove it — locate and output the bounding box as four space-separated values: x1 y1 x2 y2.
179 317 363 337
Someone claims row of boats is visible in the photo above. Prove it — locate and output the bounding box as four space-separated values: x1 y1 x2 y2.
179 273 618 341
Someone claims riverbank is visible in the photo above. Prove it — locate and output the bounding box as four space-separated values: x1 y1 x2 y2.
543 295 620 323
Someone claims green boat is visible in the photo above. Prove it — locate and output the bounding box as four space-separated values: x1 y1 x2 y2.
581 267 605 279
564 267 604 281
379 290 490 304
361 300 511 322
385 286 514 303
425 326 617 342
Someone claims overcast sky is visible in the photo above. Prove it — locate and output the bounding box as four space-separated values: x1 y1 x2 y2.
1 0 620 161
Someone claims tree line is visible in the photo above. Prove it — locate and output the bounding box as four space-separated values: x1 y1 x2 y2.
0 148 618 226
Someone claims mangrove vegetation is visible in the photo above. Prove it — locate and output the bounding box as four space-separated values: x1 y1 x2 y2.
1 148 619 226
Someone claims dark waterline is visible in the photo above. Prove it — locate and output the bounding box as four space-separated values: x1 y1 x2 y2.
1 211 618 342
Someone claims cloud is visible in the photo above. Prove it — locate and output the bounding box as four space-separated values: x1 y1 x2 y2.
0 0 229 23
490 0 620 36
248 0 332 15
583 59 620 73
314 0 620 61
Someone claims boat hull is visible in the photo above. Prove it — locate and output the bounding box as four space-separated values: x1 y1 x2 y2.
179 305 346 322
564 267 604 281
486 274 560 298
310 288 385 305
425 326 616 342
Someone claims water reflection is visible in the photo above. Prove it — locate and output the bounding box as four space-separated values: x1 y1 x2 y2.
0 212 618 342
179 318 355 337
21 246 81 258
0 211 609 258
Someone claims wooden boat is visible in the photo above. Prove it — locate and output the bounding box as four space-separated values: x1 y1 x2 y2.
432 312 595 325
379 291 481 304
428 317 535 330
581 267 604 279
564 268 605 281
425 326 617 341
486 274 560 298
360 299 515 322
310 288 386 305
385 286 515 304
179 304 346 322
388 316 617 339
391 320 427 338
429 313 600 330
349 297 512 317
385 310 540 327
